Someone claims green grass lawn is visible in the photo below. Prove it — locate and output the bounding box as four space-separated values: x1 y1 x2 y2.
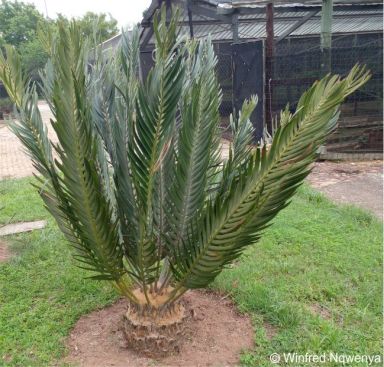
0 178 382 366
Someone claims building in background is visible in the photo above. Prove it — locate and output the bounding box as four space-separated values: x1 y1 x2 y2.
135 0 383 156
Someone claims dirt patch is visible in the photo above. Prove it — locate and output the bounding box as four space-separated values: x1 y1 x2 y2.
308 303 332 320
263 321 278 340
0 239 11 262
62 290 254 367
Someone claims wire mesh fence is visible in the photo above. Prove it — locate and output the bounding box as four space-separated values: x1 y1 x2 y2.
268 33 383 152
214 42 233 118
269 33 383 120
211 32 383 151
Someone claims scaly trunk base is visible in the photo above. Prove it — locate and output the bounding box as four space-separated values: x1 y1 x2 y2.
123 290 188 357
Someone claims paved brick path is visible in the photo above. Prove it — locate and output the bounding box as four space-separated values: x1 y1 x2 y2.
0 101 58 179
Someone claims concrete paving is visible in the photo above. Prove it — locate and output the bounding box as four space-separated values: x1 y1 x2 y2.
314 172 382 219
0 220 47 236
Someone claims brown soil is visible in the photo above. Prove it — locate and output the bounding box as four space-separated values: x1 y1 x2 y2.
308 303 332 320
0 239 11 262
263 321 278 340
62 290 254 367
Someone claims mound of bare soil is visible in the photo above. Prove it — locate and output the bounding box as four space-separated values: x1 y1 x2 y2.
63 290 254 367
0 240 11 262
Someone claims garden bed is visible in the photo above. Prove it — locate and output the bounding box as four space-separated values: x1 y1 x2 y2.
63 290 253 367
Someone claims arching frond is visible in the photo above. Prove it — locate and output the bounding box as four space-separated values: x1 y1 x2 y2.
170 66 370 290
167 39 221 249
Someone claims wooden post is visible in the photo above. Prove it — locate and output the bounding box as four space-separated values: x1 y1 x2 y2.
265 3 274 134
232 13 239 43
321 0 333 74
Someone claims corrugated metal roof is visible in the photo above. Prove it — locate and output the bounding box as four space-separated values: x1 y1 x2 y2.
237 13 383 39
146 10 383 42
230 0 381 4
216 0 383 15
215 0 382 6
193 23 234 39
108 1 383 46
207 0 381 4
100 33 124 52
236 8 381 20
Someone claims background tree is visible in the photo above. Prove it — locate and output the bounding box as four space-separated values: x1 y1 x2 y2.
0 0 44 46
19 37 48 80
0 0 49 84
56 11 118 44
76 11 118 43
0 1 119 83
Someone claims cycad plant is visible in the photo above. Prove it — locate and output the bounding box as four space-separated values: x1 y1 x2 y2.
0 8 369 355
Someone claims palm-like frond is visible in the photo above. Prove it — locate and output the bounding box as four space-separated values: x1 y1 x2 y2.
170 66 370 290
1 23 126 282
230 96 258 166
50 23 125 281
167 39 221 248
127 10 185 287
0 45 25 106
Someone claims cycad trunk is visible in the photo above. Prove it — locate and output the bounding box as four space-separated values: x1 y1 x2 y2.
123 287 188 357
